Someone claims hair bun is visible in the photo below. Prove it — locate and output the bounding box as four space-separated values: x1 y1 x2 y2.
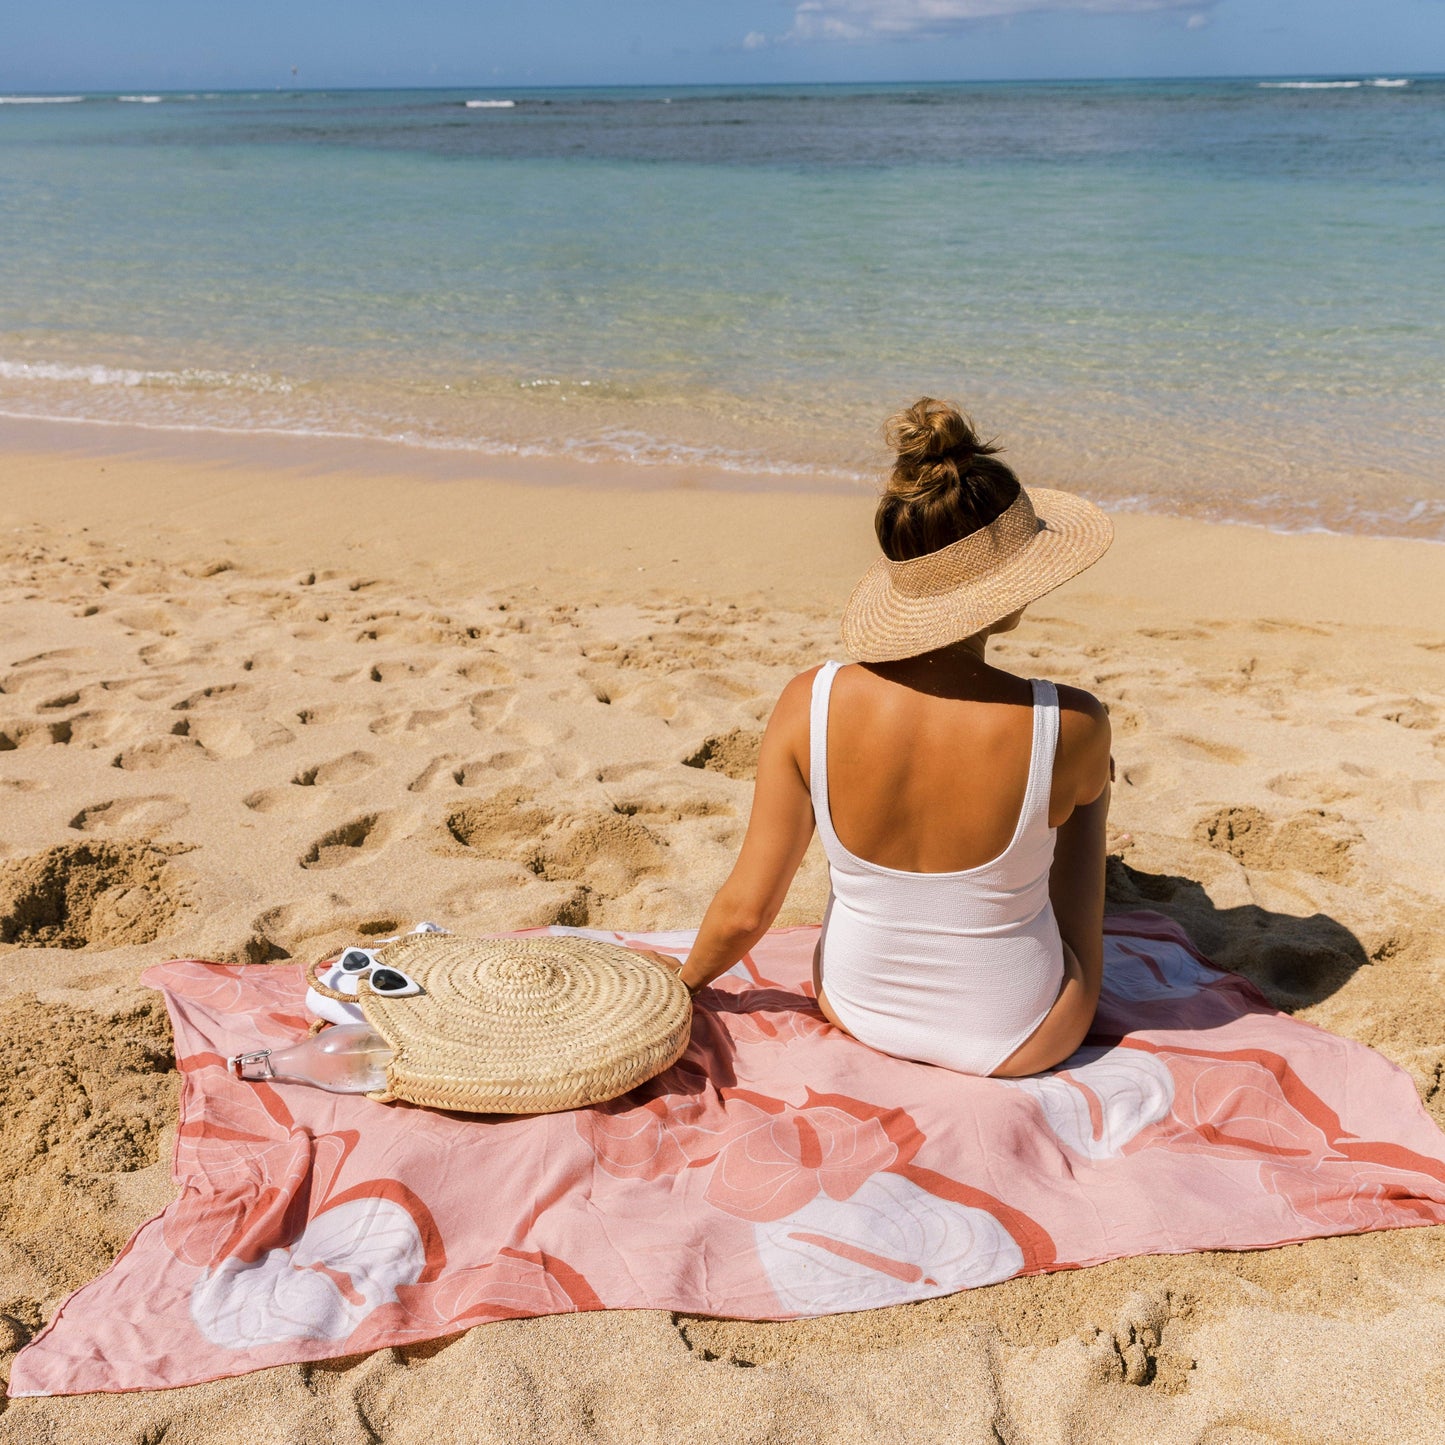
885 397 994 472
875 397 1019 561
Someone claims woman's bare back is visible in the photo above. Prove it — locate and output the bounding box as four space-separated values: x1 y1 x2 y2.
824 661 1040 874
825 653 1106 866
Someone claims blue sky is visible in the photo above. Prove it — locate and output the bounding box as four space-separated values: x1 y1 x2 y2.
4 0 1442 90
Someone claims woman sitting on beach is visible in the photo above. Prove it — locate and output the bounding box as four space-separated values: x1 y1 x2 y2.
675 398 1114 1078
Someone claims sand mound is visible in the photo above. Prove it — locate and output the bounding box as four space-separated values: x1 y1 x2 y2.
684 727 763 780
1195 804 1361 882
0 842 185 949
0 994 175 1349
446 795 667 898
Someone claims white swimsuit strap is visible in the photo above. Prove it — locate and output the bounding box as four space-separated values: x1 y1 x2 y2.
1019 678 1061 835
809 660 845 852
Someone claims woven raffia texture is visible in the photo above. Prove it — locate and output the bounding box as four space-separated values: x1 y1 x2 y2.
355 934 691 1115
839 486 1114 663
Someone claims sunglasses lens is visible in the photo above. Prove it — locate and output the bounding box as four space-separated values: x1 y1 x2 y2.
340 949 373 972
368 967 421 996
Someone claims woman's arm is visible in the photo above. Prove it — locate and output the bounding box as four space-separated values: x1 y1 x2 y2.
993 693 1111 1077
1047 689 1113 1005
677 671 818 993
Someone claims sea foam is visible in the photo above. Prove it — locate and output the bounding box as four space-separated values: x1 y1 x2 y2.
465 99 516 108
0 358 290 393
1258 79 1410 91
0 95 85 104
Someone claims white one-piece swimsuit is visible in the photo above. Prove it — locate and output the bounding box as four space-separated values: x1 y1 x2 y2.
810 660 1067 1078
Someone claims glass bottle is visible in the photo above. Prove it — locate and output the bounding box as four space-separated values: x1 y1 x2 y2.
230 1023 393 1094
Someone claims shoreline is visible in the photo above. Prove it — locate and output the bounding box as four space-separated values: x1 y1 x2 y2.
2 423 1441 623
3 400 1442 547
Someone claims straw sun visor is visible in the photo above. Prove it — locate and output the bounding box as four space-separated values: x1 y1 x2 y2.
840 486 1114 664
348 933 692 1115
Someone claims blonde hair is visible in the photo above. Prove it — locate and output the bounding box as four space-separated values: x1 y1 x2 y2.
875 398 1022 561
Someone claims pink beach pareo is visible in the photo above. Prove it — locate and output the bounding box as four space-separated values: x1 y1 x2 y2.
11 912 1445 1397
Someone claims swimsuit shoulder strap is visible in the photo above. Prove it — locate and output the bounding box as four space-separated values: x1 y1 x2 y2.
1019 677 1061 835
809 660 845 853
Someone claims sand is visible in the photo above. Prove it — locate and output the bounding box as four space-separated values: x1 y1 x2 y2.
0 422 1443 1443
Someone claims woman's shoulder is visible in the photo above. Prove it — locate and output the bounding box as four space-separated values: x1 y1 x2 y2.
1051 680 1109 727
774 661 832 713
766 664 829 737
1049 682 1112 807
1034 677 1110 741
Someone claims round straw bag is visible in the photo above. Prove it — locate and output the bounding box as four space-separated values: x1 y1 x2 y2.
311 933 692 1115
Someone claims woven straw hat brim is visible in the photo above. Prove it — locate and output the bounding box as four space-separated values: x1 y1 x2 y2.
840 486 1113 664
358 934 691 1116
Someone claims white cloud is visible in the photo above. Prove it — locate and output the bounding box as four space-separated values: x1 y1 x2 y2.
743 29 770 48
1185 11 1210 27
789 0 1217 41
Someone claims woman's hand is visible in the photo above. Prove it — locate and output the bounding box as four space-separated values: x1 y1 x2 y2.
637 950 693 988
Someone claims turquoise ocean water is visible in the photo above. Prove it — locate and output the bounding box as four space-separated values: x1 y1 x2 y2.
0 80 1441 537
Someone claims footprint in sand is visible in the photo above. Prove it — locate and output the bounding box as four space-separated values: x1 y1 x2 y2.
69 796 188 835
7 647 94 671
242 786 326 817
111 731 208 771
456 656 516 686
445 795 667 898
1268 766 1445 813
1104 702 1148 739
1115 759 1176 792
683 729 763 782
1251 618 1332 636
170 682 244 711
300 813 394 871
369 706 461 737
468 692 508 727
1093 1288 1197 1390
0 719 74 750
407 756 459 793
294 751 379 787
248 895 406 959
1194 804 1362 882
1167 733 1246 766
0 665 80 697
100 673 181 703
0 840 186 948
62 710 164 751
137 639 198 667
112 606 180 635
182 715 295 759
366 660 440 683
608 789 736 824
452 753 528 786
245 752 384 815
294 703 362 728
1137 626 1214 642
1356 696 1441 732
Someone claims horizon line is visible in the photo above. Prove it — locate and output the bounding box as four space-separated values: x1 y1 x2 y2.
2 71 1438 95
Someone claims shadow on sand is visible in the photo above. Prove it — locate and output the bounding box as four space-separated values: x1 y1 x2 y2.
1106 856 1373 1014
